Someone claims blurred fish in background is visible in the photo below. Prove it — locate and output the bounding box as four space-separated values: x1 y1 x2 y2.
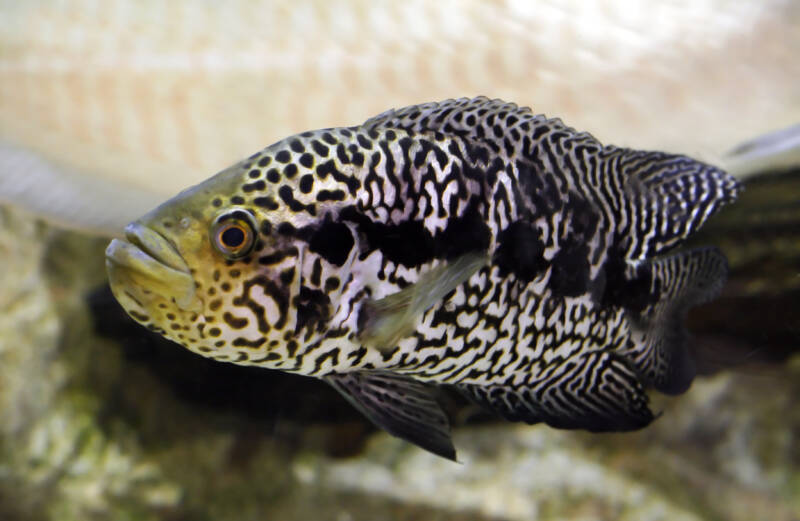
1 0 799 234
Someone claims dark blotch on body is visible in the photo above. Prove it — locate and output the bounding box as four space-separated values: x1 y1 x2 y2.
299 216 354 267
436 200 491 260
340 200 489 267
601 252 655 314
342 207 435 266
547 194 602 297
548 241 591 297
495 220 547 282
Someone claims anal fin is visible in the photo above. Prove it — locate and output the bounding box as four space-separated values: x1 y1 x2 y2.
459 351 655 432
324 371 456 460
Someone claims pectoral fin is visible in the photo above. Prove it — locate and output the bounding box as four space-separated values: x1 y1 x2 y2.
359 253 487 351
324 371 456 460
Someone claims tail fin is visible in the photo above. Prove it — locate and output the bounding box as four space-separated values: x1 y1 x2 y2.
620 247 729 394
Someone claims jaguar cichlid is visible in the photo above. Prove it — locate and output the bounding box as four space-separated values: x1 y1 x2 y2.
106 97 740 459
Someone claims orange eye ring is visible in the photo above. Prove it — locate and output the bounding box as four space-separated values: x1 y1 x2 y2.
210 210 257 259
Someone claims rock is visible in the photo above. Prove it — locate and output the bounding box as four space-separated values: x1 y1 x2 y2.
301 368 799 521
0 206 179 521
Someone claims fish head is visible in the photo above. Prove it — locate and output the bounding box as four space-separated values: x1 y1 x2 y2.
105 158 314 359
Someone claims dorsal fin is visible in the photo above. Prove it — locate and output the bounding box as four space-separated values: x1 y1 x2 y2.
363 96 577 142
362 97 741 260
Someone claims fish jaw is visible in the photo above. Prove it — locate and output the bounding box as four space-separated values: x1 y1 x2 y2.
105 222 201 316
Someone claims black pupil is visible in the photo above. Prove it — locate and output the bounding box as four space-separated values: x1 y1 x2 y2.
221 226 246 248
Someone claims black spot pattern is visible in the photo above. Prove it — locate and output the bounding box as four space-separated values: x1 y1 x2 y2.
305 217 354 267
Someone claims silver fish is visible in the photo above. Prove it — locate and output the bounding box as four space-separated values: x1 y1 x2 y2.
106 97 740 459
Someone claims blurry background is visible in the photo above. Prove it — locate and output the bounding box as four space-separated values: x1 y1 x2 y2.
1 0 799 231
0 1 799 520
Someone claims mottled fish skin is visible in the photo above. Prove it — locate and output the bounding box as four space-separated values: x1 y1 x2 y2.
106 97 740 458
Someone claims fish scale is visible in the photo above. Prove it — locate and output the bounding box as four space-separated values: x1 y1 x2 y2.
106 97 740 460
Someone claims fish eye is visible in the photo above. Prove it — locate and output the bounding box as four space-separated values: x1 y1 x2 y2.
210 210 257 259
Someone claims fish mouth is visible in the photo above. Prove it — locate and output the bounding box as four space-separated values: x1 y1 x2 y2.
105 222 200 311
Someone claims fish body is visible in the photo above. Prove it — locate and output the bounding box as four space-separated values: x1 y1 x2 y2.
106 97 739 459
